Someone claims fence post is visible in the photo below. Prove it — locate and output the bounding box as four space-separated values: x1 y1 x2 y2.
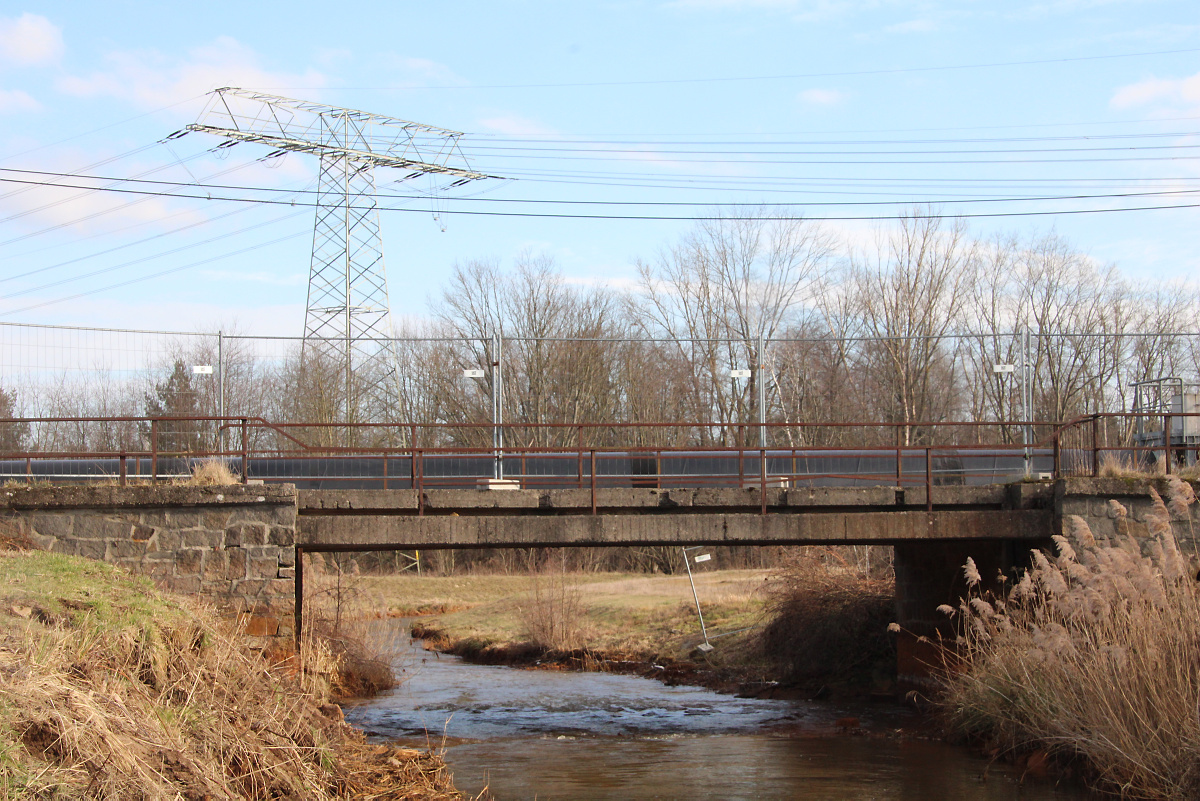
119 454 127 487
577 425 584 489
1053 433 1061 480
925 447 933 513
382 451 388 490
1165 413 1173 474
590 450 597 515
1091 415 1100 477
151 419 159 483
241 419 249 484
294 546 304 646
24 457 31 485
760 447 767 515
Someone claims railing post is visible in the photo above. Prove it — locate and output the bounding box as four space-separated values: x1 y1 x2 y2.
1091 414 1100 477
925 447 933 513
1053 433 1061 480
240 418 249 484
119 453 127 487
383 450 388 490
577 425 584 489
738 447 745 489
590 449 597 515
150 419 159 483
1165 413 1173 474
25 457 31 485
417 448 424 517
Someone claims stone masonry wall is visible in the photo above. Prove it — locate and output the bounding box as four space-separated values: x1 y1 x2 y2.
1057 477 1200 550
0 484 297 642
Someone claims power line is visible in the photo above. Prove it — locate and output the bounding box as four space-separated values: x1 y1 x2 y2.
5 168 1200 209
268 46 1200 90
2 173 1200 221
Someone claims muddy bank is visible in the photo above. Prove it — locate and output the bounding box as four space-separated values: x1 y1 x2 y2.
410 618 881 702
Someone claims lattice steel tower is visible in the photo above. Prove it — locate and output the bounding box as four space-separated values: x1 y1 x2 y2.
188 88 488 423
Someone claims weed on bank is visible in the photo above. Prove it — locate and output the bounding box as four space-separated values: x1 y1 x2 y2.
0 547 461 799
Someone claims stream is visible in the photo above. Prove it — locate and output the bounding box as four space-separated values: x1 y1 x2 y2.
345 624 1090 800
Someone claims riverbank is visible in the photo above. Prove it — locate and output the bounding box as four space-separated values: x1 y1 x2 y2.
345 566 896 699
0 547 464 799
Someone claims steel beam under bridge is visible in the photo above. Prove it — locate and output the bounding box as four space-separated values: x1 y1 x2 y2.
295 485 1054 551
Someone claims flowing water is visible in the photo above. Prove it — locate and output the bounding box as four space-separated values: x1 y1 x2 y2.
346 625 1090 800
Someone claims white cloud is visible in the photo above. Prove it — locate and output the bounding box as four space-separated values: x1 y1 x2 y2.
0 88 40 113
1111 71 1200 110
798 87 846 105
476 113 558 136
0 13 63 66
56 36 326 109
885 18 936 33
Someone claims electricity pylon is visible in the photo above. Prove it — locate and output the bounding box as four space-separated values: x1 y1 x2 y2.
188 88 490 431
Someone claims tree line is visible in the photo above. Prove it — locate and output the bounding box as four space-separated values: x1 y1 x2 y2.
4 210 1197 456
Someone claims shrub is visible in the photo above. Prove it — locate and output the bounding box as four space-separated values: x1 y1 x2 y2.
759 552 895 691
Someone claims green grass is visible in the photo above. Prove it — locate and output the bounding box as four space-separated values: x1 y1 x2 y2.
0 550 189 632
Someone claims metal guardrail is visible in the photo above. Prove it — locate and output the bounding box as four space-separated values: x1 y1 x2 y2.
2 413 1198 515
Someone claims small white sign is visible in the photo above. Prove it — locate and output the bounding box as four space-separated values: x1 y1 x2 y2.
192 365 214 375
694 553 712 563
729 369 752 379
463 369 486 378
992 364 1016 374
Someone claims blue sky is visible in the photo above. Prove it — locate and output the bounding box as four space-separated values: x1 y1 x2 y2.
0 1 1198 334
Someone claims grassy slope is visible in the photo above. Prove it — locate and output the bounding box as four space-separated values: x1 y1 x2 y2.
0 550 462 800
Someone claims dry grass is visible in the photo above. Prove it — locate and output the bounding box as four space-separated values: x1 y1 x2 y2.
1096 454 1165 478
942 476 1200 799
0 550 462 800
758 551 896 693
303 556 400 699
183 458 239 486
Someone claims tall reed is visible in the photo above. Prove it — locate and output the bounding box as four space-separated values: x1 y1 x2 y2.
942 477 1200 799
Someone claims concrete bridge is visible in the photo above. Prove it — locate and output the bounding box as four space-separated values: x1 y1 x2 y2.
2 478 1184 684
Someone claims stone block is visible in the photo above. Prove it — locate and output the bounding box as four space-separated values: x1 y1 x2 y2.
76 539 106 560
202 551 229 579
30 513 73 539
140 560 175 578
204 511 230 530
226 522 267 547
277 567 295 579
131 523 155 541
235 579 267 597
177 549 202 575
226 547 248 580
138 511 171 527
244 615 279 637
249 555 279 579
165 576 201 594
72 516 131 540
154 529 182 551
109 539 147 559
168 512 206 529
278 548 295 567
268 578 295 597
182 529 223 549
267 526 294 546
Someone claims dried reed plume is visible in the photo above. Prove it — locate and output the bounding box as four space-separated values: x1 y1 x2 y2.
942 479 1200 799
184 458 239 486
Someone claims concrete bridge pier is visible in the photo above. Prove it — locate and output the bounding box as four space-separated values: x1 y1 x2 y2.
892 538 1049 689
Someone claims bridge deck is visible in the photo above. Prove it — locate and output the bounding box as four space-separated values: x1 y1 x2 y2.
295 484 1054 550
